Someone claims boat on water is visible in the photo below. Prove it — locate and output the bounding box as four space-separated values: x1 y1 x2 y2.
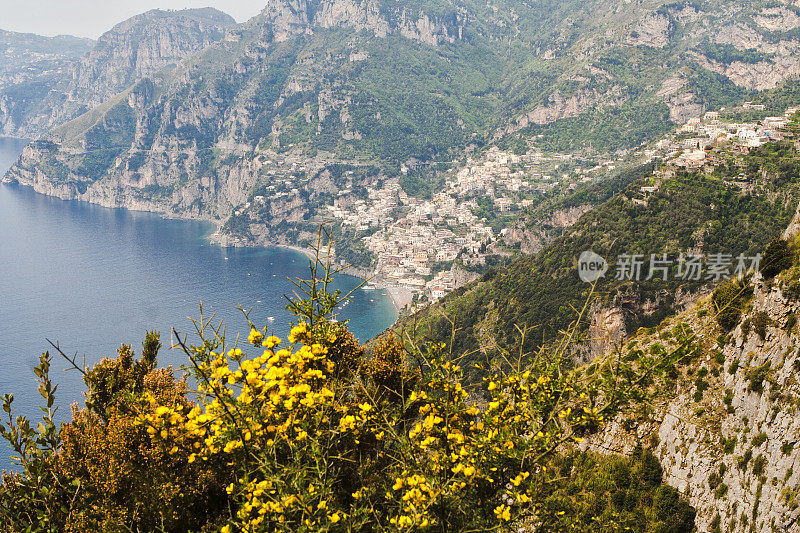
362 284 377 290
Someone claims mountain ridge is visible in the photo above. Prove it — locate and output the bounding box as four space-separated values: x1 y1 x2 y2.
10 0 800 239
0 8 235 139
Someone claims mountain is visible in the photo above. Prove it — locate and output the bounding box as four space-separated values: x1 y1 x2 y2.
0 8 235 138
7 0 800 242
0 30 94 85
0 30 95 137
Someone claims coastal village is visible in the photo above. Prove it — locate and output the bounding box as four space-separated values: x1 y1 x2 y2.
323 147 567 309
319 104 800 312
223 100 800 314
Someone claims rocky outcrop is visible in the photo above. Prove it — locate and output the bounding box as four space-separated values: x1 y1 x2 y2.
755 6 800 32
259 0 464 46
693 52 800 92
695 18 800 91
260 0 313 42
591 270 800 531
626 12 672 48
73 9 235 107
314 0 391 37
502 88 625 136
658 76 704 123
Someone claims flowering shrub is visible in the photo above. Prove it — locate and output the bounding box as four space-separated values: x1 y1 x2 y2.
1 336 228 532
0 233 697 531
147 237 697 531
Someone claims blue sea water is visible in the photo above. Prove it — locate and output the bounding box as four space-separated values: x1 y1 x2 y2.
0 137 396 471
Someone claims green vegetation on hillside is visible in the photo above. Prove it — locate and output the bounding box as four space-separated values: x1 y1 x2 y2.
699 42 774 65
406 141 800 362
0 244 696 531
78 101 136 179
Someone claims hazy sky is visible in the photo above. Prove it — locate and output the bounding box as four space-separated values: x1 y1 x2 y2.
0 0 267 39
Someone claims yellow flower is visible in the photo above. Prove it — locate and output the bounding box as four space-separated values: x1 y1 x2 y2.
494 504 511 521
288 322 308 343
262 335 281 348
248 328 263 345
329 512 341 524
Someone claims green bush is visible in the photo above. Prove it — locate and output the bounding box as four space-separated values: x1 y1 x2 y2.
723 390 734 413
747 362 773 394
713 279 753 331
761 239 794 279
787 313 797 331
723 436 738 454
738 448 753 470
784 280 800 300
752 454 767 477
753 311 772 340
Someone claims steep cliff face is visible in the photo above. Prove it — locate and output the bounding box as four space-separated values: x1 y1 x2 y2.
0 8 234 139
699 4 800 91
591 233 800 531
256 0 465 45
71 9 236 108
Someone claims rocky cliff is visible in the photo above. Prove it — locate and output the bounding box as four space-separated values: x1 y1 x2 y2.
0 8 234 139
71 8 235 109
591 226 800 531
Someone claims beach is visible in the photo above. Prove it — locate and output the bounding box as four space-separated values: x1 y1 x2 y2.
275 244 411 315
384 285 413 312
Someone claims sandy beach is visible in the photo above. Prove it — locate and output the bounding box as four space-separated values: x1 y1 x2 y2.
275 244 411 315
275 244 317 261
384 285 413 312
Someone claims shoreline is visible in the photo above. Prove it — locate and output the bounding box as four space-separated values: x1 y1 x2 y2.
273 244 412 315
2 180 410 318
208 228 410 316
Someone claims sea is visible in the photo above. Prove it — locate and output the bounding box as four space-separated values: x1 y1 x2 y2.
0 137 396 471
